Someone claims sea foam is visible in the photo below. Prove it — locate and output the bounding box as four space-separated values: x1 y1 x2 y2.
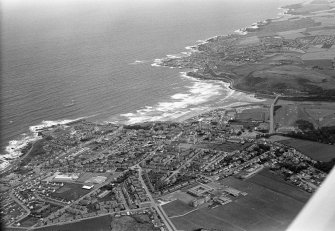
119 72 229 124
0 117 87 171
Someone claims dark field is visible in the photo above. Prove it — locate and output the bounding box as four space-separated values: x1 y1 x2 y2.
35 214 159 231
51 183 91 201
20 215 40 227
35 215 111 231
279 138 335 162
162 199 194 217
171 170 310 231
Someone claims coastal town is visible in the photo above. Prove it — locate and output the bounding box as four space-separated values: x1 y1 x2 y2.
0 100 332 230
2 0 335 231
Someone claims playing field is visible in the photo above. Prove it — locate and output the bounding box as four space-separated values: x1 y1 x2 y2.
51 183 91 201
170 170 310 231
162 199 195 217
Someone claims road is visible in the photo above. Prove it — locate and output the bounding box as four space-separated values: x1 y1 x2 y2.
27 176 116 230
165 151 199 182
269 95 280 134
9 192 31 225
137 165 177 231
34 193 68 207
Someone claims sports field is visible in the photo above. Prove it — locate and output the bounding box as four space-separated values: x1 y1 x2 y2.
51 183 91 201
162 199 195 217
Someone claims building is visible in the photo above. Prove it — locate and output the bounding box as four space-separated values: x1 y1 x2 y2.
82 184 94 190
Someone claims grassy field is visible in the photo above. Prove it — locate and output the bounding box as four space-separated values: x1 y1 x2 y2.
237 108 269 121
303 105 335 127
162 199 195 217
170 170 310 231
161 190 195 204
35 215 112 231
35 214 159 231
278 138 335 161
19 215 40 227
76 172 110 183
274 101 335 128
51 183 91 201
274 104 316 132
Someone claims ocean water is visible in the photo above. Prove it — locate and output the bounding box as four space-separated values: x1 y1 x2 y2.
1 0 299 166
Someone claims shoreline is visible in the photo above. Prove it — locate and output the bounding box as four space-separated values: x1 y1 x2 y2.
0 3 294 171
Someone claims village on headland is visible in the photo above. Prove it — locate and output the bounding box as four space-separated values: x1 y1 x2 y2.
2 1 335 231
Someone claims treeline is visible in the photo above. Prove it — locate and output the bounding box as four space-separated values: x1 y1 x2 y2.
285 120 335 144
314 158 335 174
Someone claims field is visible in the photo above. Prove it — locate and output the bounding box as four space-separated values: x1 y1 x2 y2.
170 170 310 231
303 59 333 69
274 101 335 132
37 214 158 231
162 199 195 217
35 214 112 231
161 190 196 205
274 104 315 132
51 183 91 201
302 50 335 62
19 215 40 227
76 172 110 183
287 2 333 15
303 104 335 127
278 138 335 162
233 63 335 96
236 107 269 122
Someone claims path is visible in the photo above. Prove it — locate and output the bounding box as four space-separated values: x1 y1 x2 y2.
269 95 280 134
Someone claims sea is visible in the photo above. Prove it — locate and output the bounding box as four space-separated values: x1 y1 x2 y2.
1 0 300 169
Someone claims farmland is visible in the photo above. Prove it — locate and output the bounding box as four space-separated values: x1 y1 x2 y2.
35 214 112 231
170 170 310 231
274 101 335 132
278 138 335 162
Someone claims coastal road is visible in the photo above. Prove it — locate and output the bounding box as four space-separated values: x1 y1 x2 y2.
269 95 280 134
137 165 177 231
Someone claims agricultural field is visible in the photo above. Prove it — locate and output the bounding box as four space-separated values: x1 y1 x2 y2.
274 101 335 132
35 214 159 231
51 183 91 201
36 214 159 231
278 138 335 162
274 104 316 132
35 214 112 231
170 170 310 231
302 104 335 127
